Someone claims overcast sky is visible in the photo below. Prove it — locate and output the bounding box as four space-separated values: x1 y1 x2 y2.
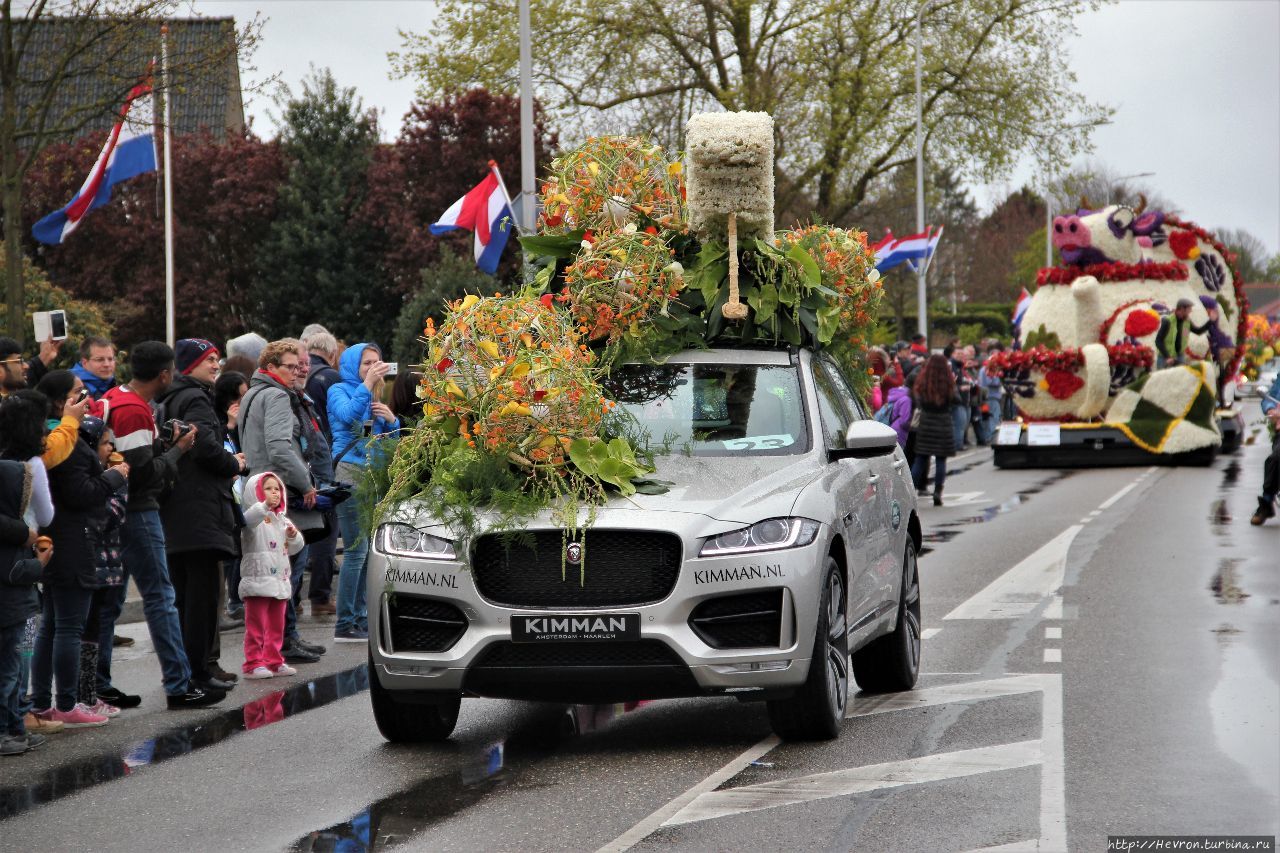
192 0 1280 258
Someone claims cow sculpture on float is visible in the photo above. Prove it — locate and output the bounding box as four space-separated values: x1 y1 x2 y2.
992 196 1246 454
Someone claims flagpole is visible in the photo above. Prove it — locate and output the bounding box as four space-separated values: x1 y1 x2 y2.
488 160 526 236
518 0 535 234
160 23 175 347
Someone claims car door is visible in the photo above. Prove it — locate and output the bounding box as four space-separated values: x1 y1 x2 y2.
819 357 904 611
809 359 878 627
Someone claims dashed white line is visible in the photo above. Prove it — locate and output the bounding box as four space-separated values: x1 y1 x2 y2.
1044 627 1061 640
921 628 941 640
1043 649 1061 664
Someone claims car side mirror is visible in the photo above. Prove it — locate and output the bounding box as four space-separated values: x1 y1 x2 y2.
828 420 899 462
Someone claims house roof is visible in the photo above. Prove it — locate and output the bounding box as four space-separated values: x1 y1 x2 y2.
1243 282 1280 313
16 17 244 142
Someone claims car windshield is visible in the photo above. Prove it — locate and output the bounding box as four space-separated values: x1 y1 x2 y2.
602 362 808 456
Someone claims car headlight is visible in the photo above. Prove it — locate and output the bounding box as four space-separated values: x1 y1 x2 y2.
699 517 821 557
377 523 457 560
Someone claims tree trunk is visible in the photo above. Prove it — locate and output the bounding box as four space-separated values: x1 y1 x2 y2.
3 181 23 344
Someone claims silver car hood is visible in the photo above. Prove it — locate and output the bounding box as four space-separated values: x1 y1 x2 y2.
621 452 824 523
397 451 825 536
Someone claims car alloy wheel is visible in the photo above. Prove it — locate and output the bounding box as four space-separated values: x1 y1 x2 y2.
824 568 850 719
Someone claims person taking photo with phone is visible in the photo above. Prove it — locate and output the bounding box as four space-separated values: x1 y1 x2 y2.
327 343 399 645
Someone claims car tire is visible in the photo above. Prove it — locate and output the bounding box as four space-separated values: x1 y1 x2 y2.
368 651 461 743
852 541 922 693
766 555 848 741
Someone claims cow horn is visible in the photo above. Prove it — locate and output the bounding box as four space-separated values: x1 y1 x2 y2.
1134 193 1147 214
1079 195 1095 211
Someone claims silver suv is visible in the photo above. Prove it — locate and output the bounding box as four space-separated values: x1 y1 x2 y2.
367 347 922 742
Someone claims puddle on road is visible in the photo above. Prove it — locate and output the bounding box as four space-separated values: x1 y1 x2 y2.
0 665 369 821
1208 639 1280 804
289 701 652 852
1208 498 1233 535
1219 460 1241 490
1210 559 1250 605
917 471 1072 555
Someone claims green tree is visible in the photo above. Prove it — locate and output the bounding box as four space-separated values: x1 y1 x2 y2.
0 256 112 367
1010 225 1046 294
391 248 494 366
251 68 387 342
393 0 1111 225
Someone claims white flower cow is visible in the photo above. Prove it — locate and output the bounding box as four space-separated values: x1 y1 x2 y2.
1009 200 1242 435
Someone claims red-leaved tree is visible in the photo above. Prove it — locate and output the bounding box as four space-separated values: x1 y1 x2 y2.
359 88 558 294
23 131 285 347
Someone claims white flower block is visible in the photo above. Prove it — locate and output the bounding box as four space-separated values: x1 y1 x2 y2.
684 111 775 243
1020 275 1210 350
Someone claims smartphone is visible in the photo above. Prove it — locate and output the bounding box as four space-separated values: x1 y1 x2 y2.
73 388 89 405
32 310 69 342
361 420 374 438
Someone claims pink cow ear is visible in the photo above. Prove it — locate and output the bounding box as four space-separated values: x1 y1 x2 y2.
1136 236 1154 248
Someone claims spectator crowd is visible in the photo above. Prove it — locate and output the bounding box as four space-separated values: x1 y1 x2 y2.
0 326 405 757
867 335 1011 506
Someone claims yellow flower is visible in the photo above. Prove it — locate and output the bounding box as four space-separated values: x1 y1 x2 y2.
477 341 501 359
667 162 682 176
460 294 480 311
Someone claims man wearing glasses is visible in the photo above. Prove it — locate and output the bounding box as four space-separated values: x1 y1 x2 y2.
72 336 119 400
0 336 63 397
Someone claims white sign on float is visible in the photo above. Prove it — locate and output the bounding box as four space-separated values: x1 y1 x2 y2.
996 423 1023 446
1026 424 1062 446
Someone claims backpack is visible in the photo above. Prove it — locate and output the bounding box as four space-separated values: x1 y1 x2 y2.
873 399 895 425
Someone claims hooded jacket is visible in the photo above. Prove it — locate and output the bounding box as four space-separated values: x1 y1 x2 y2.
237 472 305 600
886 385 914 449
239 369 312 495
327 343 400 467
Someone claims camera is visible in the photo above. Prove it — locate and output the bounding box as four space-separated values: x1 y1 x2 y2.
161 419 194 444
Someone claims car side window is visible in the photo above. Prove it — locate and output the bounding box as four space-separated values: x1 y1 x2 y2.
812 362 852 449
820 358 868 420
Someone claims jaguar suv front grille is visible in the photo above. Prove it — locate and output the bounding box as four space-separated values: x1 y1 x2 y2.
471 530 682 608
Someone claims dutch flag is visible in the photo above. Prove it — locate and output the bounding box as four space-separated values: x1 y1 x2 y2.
33 78 158 246
429 162 514 275
874 226 943 273
1012 287 1033 326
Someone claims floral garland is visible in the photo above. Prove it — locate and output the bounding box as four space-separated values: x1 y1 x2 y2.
538 136 685 235
985 343 1153 376
1036 261 1187 286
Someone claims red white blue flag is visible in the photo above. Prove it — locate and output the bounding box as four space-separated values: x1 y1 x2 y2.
429 162 514 275
1012 287 1033 326
33 76 158 245
874 226 943 273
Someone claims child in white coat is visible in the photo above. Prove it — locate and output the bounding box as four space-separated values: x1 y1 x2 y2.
239 473 305 679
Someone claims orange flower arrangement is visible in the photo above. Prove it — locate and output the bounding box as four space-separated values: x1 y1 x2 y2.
419 294 608 469
538 136 686 236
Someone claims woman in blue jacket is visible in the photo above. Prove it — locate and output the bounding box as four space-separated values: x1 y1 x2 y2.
327 343 398 643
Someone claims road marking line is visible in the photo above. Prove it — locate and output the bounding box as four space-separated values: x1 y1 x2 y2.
661 740 1043 826
944 526 1081 620
1097 468 1153 510
936 491 988 507
1044 627 1061 640
921 628 941 640
1038 672 1067 849
1043 596 1064 620
1043 649 1061 663
596 735 780 852
848 674 1045 718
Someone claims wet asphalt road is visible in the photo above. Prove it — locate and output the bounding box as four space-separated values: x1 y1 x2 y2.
2 408 1277 852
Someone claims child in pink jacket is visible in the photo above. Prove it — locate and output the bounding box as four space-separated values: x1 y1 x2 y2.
239 472 305 679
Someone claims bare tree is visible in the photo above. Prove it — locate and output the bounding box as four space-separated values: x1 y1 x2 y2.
1 0 262 341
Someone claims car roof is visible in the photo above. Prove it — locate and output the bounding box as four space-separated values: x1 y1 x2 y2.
627 347 797 366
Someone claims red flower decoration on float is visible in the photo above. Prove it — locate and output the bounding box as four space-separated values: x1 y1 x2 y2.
1042 369 1084 400
1036 261 1188 286
1167 229 1200 260
1123 309 1160 338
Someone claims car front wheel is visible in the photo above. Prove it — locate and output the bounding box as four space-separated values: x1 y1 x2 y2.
767 555 848 741
369 651 461 743
852 541 921 693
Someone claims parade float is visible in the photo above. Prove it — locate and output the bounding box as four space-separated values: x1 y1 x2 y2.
989 198 1248 467
376 113 883 551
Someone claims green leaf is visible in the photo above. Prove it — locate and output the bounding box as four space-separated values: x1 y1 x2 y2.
817 304 842 344
799 307 818 341
787 243 822 286
568 438 597 474
518 232 585 258
779 314 802 346
608 437 638 465
748 282 779 322
631 479 674 495
589 440 611 465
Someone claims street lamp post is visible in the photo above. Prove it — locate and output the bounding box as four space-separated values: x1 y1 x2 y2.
913 0 934 340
